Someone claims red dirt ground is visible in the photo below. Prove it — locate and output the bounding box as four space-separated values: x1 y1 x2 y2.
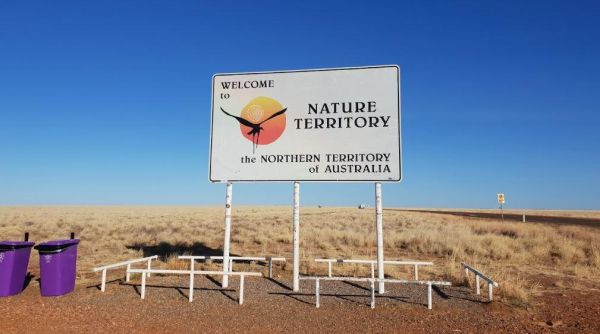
1 273 599 333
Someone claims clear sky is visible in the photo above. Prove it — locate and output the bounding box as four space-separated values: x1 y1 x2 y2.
1 1 599 209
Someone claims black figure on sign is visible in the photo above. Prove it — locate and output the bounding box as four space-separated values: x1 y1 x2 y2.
220 107 287 153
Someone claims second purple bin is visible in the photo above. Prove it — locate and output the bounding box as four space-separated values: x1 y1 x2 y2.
35 239 80 296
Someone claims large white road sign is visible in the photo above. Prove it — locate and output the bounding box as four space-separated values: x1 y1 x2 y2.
209 65 401 182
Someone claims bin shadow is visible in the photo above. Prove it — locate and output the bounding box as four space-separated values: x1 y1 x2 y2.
22 272 34 291
126 241 240 261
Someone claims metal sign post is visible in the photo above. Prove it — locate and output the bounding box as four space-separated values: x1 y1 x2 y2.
222 182 233 288
375 182 385 294
497 193 505 223
292 181 300 292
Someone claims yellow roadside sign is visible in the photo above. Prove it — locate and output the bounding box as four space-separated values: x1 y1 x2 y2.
497 193 505 205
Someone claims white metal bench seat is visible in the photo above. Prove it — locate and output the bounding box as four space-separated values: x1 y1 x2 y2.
127 268 262 304
179 255 286 279
300 275 451 309
93 255 158 292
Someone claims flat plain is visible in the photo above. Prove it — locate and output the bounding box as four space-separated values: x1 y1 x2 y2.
0 206 599 333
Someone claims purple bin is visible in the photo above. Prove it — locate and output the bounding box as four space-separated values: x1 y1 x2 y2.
0 241 35 297
34 239 80 296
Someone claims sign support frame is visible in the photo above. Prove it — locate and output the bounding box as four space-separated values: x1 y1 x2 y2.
292 181 300 292
211 65 401 294
222 182 233 288
375 182 385 293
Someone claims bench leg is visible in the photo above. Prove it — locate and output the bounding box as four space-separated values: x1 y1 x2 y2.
414 264 419 280
370 263 375 280
370 280 375 309
328 262 332 278
189 261 195 302
315 279 320 308
476 275 480 295
141 271 146 300
488 283 493 301
268 258 273 279
126 264 131 282
147 259 152 278
101 269 107 292
239 275 245 305
427 283 432 310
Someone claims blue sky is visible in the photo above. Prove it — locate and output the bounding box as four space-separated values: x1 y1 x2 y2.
1 1 599 209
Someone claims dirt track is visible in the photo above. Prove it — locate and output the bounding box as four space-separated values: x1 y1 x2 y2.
393 209 600 228
1 273 599 333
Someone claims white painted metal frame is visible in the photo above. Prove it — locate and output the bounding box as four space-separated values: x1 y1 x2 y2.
315 258 433 280
292 181 300 292
461 262 499 301
219 180 391 295
178 255 286 279
92 255 158 292
375 182 384 293
300 276 451 310
222 182 233 288
127 268 261 304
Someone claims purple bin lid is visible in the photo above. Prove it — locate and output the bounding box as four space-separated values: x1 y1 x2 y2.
0 241 35 250
34 239 79 252
37 239 80 247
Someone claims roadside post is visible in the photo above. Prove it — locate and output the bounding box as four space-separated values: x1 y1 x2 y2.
497 193 505 222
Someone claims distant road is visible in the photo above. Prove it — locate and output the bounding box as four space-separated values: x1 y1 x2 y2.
388 209 600 228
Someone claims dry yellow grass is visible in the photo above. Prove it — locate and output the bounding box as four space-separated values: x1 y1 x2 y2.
1 206 598 307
